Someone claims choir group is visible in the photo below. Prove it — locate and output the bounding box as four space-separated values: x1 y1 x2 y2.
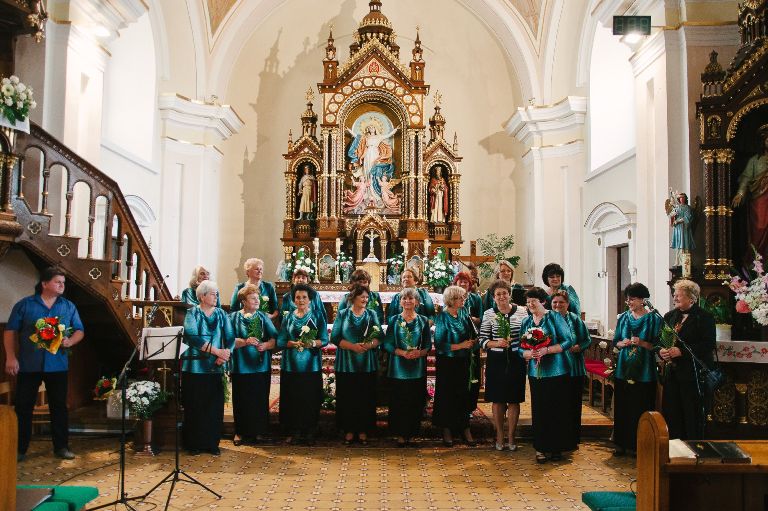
179 259 716 462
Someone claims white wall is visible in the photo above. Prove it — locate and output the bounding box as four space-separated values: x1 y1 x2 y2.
589 23 635 171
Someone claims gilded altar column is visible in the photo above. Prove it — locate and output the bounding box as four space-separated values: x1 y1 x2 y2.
329 128 338 218
449 173 460 222
284 162 296 220
417 136 426 220
715 148 734 278
408 130 417 219
701 150 717 279
319 129 330 219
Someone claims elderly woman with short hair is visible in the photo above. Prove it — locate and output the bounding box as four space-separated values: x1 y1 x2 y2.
229 284 279 445
331 283 383 445
280 268 327 321
520 287 576 463
542 263 580 316
182 280 234 455
382 287 432 446
433 285 478 447
482 260 524 311
479 279 529 451
230 258 278 320
277 283 328 445
550 289 592 446
387 268 436 323
337 269 384 324
181 266 220 306
660 279 716 440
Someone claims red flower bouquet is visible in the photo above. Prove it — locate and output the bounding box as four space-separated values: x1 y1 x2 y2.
521 327 552 378
29 316 72 354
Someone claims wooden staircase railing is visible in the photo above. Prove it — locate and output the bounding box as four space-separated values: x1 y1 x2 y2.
0 122 173 346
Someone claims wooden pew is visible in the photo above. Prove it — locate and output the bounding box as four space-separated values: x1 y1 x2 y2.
0 404 18 510
636 411 768 511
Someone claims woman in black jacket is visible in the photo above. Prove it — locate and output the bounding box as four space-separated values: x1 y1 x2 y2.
660 279 716 439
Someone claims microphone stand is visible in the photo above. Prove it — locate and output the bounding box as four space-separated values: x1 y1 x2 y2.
644 300 708 435
91 303 161 510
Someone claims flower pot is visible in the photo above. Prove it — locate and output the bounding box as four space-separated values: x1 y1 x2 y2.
135 419 156 456
106 392 130 419
715 324 732 342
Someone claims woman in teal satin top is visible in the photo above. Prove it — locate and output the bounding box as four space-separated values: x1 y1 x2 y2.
432 285 479 447
382 287 432 446
520 287 575 463
181 280 234 455
387 268 435 323
230 258 278 320
331 283 382 445
229 284 279 445
336 269 384 324
279 268 327 322
453 271 483 416
276 284 328 444
180 265 221 307
612 282 661 455
542 263 581 316
551 290 592 446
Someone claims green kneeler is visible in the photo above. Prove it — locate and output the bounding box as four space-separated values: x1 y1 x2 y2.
581 491 636 511
17 485 99 511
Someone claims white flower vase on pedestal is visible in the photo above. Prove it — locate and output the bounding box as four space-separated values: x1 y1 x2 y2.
0 115 30 150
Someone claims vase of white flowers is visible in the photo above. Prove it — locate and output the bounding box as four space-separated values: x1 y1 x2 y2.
424 247 453 292
0 75 36 147
125 380 169 455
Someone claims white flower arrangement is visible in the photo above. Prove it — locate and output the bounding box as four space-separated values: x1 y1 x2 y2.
125 380 169 420
0 76 35 128
727 250 768 326
424 247 455 289
282 247 317 280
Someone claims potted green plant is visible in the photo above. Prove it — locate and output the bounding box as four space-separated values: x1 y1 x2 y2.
700 296 733 341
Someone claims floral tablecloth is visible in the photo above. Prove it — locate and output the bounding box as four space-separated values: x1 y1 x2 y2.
716 340 768 363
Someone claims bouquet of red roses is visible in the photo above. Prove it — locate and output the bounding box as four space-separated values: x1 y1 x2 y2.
29 316 73 354
93 376 117 400
521 327 552 378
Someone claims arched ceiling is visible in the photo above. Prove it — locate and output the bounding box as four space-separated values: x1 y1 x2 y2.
206 0 545 39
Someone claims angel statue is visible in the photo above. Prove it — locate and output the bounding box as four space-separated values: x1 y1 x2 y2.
346 122 398 198
378 175 401 211
665 189 700 267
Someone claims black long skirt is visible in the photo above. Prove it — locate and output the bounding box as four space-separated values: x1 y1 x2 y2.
571 375 586 444
662 375 704 440
529 374 577 453
232 372 271 438
279 371 323 434
388 377 427 438
432 356 471 431
335 371 377 433
484 350 526 404
182 372 224 451
468 351 482 413
613 377 655 450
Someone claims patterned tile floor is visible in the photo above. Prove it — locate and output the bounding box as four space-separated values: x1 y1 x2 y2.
17 437 635 510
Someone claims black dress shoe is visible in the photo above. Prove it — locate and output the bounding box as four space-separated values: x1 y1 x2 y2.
209 447 221 456
232 437 243 446
187 448 201 455
54 448 75 460
442 439 454 447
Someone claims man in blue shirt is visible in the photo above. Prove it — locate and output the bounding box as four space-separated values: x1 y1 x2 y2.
4 267 84 461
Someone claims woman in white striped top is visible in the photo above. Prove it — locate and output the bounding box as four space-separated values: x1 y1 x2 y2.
479 279 529 451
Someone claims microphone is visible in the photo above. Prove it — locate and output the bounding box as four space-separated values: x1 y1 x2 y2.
643 299 655 310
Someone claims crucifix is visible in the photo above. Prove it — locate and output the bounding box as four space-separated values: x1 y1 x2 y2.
363 230 379 262
454 240 495 271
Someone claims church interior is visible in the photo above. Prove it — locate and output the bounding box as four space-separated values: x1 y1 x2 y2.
1 0 768 509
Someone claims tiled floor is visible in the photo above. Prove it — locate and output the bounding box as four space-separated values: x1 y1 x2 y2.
17 437 635 510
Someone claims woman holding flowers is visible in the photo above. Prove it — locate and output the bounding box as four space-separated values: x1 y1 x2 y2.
181 266 220 307
550 290 592 444
277 284 328 445
337 269 384 324
387 268 436 323
479 279 529 451
182 280 234 455
230 284 279 445
520 287 576 463
612 282 661 456
331 283 382 445
660 279 715 440
279 268 327 321
454 271 484 413
382 287 432 446
230 258 278 320
433 285 479 447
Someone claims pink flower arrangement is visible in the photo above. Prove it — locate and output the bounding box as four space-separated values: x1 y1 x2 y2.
726 250 768 326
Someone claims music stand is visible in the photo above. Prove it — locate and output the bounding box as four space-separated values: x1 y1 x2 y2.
137 327 221 510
